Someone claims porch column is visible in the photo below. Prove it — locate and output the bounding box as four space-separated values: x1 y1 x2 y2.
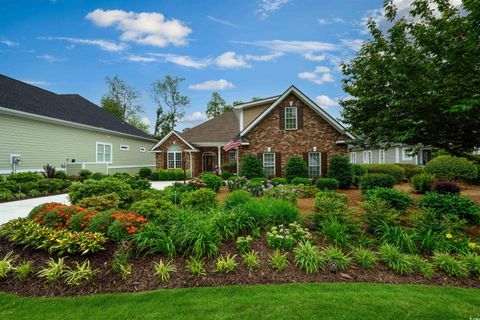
188 151 193 178
236 147 240 176
217 146 222 174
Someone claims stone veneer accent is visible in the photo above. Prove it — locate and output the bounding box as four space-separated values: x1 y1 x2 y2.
240 93 348 177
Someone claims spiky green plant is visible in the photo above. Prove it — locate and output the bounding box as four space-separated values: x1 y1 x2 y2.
243 251 261 272
269 249 289 272
153 260 177 282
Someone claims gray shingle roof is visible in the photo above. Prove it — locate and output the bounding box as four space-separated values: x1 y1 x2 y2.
181 111 239 143
0 74 154 140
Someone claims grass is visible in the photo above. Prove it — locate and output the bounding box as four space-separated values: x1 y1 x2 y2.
1 283 479 320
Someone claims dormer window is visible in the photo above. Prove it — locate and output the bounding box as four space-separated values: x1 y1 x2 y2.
285 107 298 130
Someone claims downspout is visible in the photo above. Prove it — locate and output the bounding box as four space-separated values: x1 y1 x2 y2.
217 146 222 174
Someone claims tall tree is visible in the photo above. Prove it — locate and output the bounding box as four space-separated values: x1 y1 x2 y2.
151 75 190 138
100 76 148 133
340 0 480 158
205 92 233 118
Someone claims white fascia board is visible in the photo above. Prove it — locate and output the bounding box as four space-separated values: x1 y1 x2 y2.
150 131 197 151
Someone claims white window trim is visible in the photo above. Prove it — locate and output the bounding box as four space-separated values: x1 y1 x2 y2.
167 151 183 169
284 106 298 130
379 149 386 164
308 152 321 178
263 153 276 177
349 152 356 164
402 148 414 161
96 142 113 164
228 150 237 163
120 145 130 151
140 146 146 153
363 151 372 164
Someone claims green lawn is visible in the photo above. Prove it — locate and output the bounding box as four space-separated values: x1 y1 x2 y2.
1 283 479 320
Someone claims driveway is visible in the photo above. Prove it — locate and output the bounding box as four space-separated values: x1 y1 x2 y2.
0 180 175 225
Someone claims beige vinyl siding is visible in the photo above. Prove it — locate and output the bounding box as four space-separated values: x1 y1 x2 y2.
0 113 156 175
242 103 270 128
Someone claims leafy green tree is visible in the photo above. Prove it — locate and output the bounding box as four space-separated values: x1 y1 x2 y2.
151 75 190 138
285 156 308 181
205 92 233 118
239 155 264 179
340 0 480 159
327 155 353 189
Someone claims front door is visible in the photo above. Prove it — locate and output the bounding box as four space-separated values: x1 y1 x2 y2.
204 154 215 172
422 150 432 165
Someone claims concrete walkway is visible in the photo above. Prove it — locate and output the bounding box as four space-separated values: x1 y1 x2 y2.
0 180 175 225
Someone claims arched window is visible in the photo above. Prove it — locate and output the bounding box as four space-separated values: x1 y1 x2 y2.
167 144 183 169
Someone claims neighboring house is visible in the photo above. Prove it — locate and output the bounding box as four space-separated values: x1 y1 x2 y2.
348 145 433 166
151 85 355 178
0 75 157 175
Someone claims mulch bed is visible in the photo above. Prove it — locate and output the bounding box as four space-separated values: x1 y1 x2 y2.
1 234 479 297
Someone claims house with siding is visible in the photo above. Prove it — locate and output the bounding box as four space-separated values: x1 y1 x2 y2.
0 75 156 175
151 85 355 178
348 145 433 166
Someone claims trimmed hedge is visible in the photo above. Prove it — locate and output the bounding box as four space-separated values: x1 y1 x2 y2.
395 164 422 180
424 155 478 181
360 173 396 192
152 169 185 181
360 164 405 184
291 177 312 185
315 178 339 191
327 155 353 188
410 173 435 194
364 188 413 211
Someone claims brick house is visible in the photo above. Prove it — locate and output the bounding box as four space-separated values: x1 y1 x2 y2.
150 86 355 178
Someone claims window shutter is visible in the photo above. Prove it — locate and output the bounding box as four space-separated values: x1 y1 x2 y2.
321 152 328 177
303 152 309 165
279 106 285 130
257 153 263 162
275 152 281 177
297 106 304 129
164 151 168 169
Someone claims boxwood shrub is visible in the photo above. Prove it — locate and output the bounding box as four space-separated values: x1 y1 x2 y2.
424 155 478 181
315 178 339 191
327 155 353 188
285 156 308 182
364 187 413 211
360 173 396 192
361 164 405 184
271 177 288 186
180 188 218 210
419 192 480 226
153 169 185 181
291 177 312 185
410 173 436 194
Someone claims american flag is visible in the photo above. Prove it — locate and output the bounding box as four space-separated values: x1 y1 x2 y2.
223 139 241 152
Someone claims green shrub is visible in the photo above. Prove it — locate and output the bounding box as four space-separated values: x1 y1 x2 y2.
352 247 377 269
361 164 405 184
425 155 478 181
461 252 480 278
186 257 206 277
315 178 339 191
37 258 65 283
379 243 414 275
263 186 297 204
352 164 367 187
214 254 237 273
68 177 132 205
78 169 92 180
360 173 396 192
221 172 233 180
269 249 289 271
15 261 33 280
239 155 264 179
130 198 176 221
244 180 263 197
0 188 13 201
77 193 120 211
294 242 324 274
53 171 67 180
313 191 349 222
243 251 261 272
327 155 353 188
134 223 175 256
419 193 480 226
434 180 460 195
364 188 413 211
285 156 308 181
7 172 43 183
361 199 398 233
0 252 14 279
376 224 417 254
410 173 436 194
199 172 222 192
156 169 184 181
291 177 312 185
266 222 312 251
138 167 153 178
224 190 251 209
227 176 248 191
180 188 217 210
236 235 253 253
240 199 299 227
86 211 114 233
433 252 469 278
321 246 351 271
153 260 177 282
318 217 353 247
396 164 422 180
271 177 288 185
64 260 96 286
90 172 107 180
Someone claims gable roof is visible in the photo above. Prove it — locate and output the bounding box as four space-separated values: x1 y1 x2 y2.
240 85 356 140
150 130 198 151
0 74 155 141
181 111 239 143
233 96 280 109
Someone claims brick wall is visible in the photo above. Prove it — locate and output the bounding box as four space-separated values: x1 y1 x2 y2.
154 134 193 176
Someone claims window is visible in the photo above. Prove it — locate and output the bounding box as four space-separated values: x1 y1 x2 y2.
140 146 146 153
379 149 386 164
229 150 237 163
363 151 372 164
349 152 357 164
167 144 183 169
263 153 275 178
402 148 413 161
120 145 129 151
308 152 321 179
284 107 298 130
96 142 112 163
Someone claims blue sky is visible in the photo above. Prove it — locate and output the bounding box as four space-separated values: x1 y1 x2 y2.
0 0 386 132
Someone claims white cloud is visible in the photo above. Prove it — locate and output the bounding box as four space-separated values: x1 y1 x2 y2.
180 111 209 124
318 17 345 25
188 79 234 91
141 116 152 126
315 95 338 108
37 54 67 63
215 51 250 68
86 9 192 47
244 52 283 61
0 39 19 46
238 40 338 54
256 0 291 19
303 52 326 61
21 80 52 86
148 53 210 68
341 39 364 52
298 66 334 85
39 36 126 52
207 16 239 29
127 55 158 62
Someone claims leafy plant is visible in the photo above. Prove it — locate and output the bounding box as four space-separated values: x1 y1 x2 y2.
379 243 414 276
410 173 436 194
0 251 15 278
227 176 248 191
243 251 261 272
313 191 349 222
361 199 398 233
78 169 92 179
364 188 413 212
224 190 251 209
153 260 177 282
293 242 324 274
271 177 288 186
134 223 175 257
461 252 480 279
42 164 56 178
77 193 120 211
285 156 308 181
360 173 396 192
419 193 480 226
269 249 289 272
322 246 351 270
319 217 354 247
266 222 312 250
352 164 367 187
112 244 132 280
396 164 422 181
434 180 460 195
241 198 299 228
352 247 377 269
327 155 353 188
37 258 65 283
236 235 253 254
6 172 43 183
129 198 175 221
239 155 264 179
68 177 133 205
180 188 218 210
214 254 237 273
315 178 339 191
64 260 96 286
433 252 469 278
263 186 297 204
199 172 223 192
138 167 153 178
186 257 206 277
107 211 148 241
291 177 312 186
424 156 478 181
407 254 434 279
15 261 33 281
376 224 417 254
361 164 405 184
